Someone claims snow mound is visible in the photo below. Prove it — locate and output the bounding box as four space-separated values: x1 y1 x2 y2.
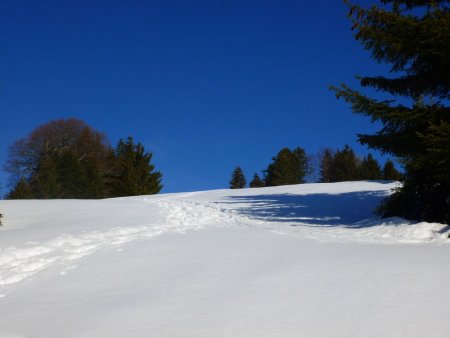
0 181 448 288
0 181 449 337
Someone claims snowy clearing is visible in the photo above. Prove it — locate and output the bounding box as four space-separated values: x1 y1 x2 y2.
0 181 449 337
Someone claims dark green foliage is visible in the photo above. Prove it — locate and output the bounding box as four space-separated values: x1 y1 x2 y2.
6 118 111 182
5 119 163 199
359 154 382 180
6 119 111 199
30 156 61 198
229 166 246 189
110 137 163 196
329 145 360 182
81 156 107 198
319 148 335 183
332 0 450 224
249 173 265 188
319 147 385 182
378 179 450 224
56 151 84 198
264 147 308 186
382 160 402 181
5 177 34 199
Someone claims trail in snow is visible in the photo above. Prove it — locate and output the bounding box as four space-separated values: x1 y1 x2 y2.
0 198 238 288
0 181 448 292
0 182 449 338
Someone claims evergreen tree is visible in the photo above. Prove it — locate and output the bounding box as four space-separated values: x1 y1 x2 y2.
229 166 247 189
331 0 450 224
264 147 308 186
5 119 112 199
56 151 84 198
31 156 62 198
6 118 111 181
330 145 360 182
81 156 106 198
249 173 265 188
318 148 334 183
6 177 34 199
382 160 402 181
111 137 163 196
5 120 164 199
359 154 382 180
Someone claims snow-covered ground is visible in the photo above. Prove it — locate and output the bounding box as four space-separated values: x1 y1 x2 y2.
0 181 449 337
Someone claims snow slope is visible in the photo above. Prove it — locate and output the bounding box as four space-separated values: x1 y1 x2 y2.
0 181 449 337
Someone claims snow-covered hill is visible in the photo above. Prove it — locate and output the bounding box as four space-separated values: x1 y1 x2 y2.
0 181 449 337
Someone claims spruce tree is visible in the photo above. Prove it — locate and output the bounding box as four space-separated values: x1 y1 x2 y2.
382 160 402 181
56 151 84 198
359 154 382 180
265 147 308 186
229 166 246 189
111 137 163 196
330 145 360 182
81 156 106 198
5 120 165 199
5 119 112 199
331 0 450 223
318 148 334 183
31 156 62 198
6 177 34 199
249 173 265 188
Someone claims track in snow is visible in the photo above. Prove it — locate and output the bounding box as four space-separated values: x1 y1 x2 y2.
0 198 240 289
1 182 448 294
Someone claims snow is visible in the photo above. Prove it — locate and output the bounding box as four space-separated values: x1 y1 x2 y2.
0 181 449 337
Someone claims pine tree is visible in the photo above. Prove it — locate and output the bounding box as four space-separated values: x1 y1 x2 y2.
56 151 85 198
81 156 106 198
319 148 334 183
330 145 360 182
265 147 308 186
31 156 62 199
359 154 382 180
111 137 163 196
5 118 112 199
6 177 34 199
382 160 402 181
331 1 450 223
229 166 246 189
249 173 265 188
5 120 165 199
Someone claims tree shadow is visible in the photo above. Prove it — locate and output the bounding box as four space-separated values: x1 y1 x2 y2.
224 190 390 227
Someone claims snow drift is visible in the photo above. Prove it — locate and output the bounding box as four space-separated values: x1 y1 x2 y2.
0 181 448 337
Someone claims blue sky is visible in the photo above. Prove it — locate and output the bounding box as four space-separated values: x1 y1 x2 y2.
0 0 392 195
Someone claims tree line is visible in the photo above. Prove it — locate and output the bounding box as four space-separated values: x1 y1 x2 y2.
229 145 401 189
4 118 162 199
318 146 401 183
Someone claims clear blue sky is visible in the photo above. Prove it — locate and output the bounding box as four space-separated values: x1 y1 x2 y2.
0 0 392 195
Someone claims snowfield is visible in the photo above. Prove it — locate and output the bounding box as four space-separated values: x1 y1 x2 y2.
0 181 449 337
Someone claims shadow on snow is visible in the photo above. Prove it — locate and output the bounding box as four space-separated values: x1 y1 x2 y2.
224 190 391 228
